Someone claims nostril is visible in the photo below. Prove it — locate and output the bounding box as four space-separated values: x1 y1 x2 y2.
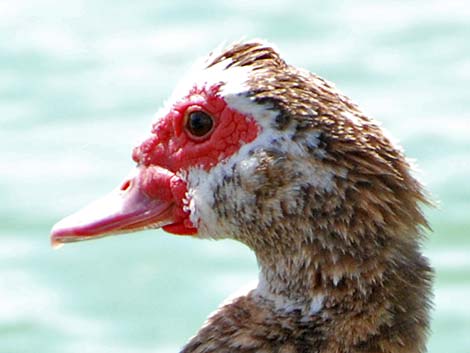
121 180 132 191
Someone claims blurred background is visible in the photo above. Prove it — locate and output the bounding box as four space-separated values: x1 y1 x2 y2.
1 0 469 352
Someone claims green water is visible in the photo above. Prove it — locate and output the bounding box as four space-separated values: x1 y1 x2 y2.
1 1 469 352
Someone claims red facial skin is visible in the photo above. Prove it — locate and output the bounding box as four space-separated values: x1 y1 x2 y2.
50 83 259 245
133 84 259 235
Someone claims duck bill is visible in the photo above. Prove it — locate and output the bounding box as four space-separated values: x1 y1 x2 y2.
50 167 175 247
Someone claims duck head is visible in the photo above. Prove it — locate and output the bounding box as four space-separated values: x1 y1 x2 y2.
51 41 433 352
51 41 429 293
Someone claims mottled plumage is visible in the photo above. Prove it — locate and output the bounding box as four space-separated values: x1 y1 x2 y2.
177 42 433 353
51 41 433 353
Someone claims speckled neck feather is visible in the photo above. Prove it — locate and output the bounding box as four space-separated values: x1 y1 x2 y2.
181 42 433 353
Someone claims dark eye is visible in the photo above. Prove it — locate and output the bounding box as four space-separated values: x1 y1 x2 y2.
185 110 214 138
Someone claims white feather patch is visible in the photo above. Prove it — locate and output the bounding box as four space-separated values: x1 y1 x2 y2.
184 92 336 237
255 272 325 317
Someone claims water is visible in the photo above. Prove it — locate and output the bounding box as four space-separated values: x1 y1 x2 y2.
1 1 469 352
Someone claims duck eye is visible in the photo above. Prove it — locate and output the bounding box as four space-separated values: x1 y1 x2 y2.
185 110 214 138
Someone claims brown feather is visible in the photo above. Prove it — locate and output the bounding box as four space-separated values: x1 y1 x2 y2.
182 41 433 353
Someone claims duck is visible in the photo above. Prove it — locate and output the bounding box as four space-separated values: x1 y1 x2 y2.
51 40 433 353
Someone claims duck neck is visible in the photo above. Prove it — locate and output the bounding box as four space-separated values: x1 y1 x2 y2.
254 253 327 317
254 247 349 313
253 235 396 313
252 233 432 352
